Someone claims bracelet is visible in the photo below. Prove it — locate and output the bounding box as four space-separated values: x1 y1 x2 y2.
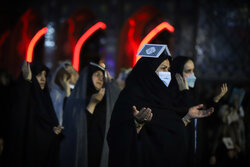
134 120 144 128
182 117 191 125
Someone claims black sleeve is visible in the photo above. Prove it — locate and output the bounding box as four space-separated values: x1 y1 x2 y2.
206 97 220 110
173 90 194 117
14 76 33 111
86 109 95 128
8 75 33 133
177 90 195 107
86 106 106 132
63 97 68 111
4 75 33 166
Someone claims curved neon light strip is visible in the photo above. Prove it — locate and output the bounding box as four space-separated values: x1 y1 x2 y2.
128 19 138 66
73 22 107 71
26 27 48 63
135 22 175 65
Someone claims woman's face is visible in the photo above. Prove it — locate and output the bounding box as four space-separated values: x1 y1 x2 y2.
155 59 170 73
183 60 195 78
36 70 46 90
92 70 104 91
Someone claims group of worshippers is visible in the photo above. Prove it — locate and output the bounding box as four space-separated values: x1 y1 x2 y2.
2 43 228 167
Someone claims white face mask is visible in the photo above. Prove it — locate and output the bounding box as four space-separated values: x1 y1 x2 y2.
186 73 196 88
158 72 172 87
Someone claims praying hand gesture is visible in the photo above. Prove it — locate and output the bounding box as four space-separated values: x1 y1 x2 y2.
182 104 214 126
132 106 153 133
132 106 153 123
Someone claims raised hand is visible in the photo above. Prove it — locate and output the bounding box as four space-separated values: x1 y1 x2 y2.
90 88 105 104
175 73 189 91
87 88 106 114
214 83 228 103
220 83 228 97
21 60 32 81
59 73 71 97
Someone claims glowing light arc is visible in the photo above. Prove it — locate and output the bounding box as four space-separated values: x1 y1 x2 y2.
26 27 48 63
73 22 107 71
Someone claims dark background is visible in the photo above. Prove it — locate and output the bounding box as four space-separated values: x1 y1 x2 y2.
0 0 250 166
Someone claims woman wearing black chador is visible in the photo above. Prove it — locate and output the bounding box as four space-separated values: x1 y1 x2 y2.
4 60 63 167
107 44 214 167
59 62 121 167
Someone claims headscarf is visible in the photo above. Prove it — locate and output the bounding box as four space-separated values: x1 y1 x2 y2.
110 52 174 127
170 56 196 108
108 51 189 167
86 63 105 103
60 62 120 167
49 61 72 125
30 62 58 126
5 62 59 167
171 56 194 77
48 60 72 90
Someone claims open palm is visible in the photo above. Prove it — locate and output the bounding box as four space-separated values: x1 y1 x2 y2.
188 104 214 119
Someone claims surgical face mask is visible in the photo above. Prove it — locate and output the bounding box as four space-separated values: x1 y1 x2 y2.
158 72 171 87
185 73 196 88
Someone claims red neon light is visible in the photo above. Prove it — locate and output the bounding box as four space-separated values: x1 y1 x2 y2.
73 22 107 71
26 27 48 63
127 19 138 66
134 22 175 65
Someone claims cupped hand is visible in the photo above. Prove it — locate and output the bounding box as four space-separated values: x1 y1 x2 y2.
132 105 153 123
187 104 214 119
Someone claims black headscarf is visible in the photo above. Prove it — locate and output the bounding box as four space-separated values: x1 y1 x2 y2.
86 64 105 104
110 52 177 127
30 62 58 126
172 56 218 167
30 62 49 77
60 63 120 167
86 63 107 167
127 54 172 108
4 62 59 167
108 51 191 167
170 56 196 108
171 56 194 77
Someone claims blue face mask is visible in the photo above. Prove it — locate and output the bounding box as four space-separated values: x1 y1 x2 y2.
186 73 196 88
158 72 171 87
